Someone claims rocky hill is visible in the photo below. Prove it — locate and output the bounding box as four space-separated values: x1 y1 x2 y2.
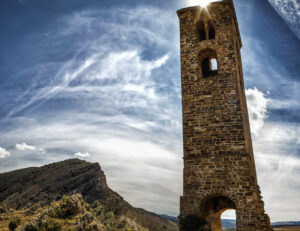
0 159 178 231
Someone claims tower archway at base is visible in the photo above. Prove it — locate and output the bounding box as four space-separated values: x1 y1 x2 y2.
200 196 236 231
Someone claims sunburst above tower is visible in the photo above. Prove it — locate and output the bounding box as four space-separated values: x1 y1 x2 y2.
187 0 220 8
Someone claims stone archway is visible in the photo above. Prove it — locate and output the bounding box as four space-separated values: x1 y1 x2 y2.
198 48 218 78
200 196 236 231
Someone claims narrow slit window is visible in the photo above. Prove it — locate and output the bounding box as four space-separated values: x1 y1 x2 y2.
208 21 215 40
197 22 206 41
199 28 206 41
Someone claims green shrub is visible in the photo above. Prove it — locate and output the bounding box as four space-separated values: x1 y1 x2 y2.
50 196 80 219
117 220 126 229
85 224 99 231
8 218 20 231
0 207 7 214
40 218 61 231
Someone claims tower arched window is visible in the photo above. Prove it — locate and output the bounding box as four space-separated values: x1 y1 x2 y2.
197 21 206 41
199 49 218 78
196 20 216 42
208 21 215 40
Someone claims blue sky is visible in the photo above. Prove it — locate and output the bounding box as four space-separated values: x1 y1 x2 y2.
0 0 299 222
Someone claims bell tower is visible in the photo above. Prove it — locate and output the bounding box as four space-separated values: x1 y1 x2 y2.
177 0 272 230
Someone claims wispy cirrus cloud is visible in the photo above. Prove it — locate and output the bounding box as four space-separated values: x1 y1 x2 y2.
4 6 176 119
6 56 96 118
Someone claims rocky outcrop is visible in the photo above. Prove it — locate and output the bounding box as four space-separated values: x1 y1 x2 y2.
0 159 110 209
0 159 178 231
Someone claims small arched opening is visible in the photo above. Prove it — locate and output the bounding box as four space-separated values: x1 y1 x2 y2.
199 196 236 231
198 49 218 78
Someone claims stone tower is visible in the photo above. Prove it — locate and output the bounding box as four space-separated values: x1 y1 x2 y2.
177 0 271 230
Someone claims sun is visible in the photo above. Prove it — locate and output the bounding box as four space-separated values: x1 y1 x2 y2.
187 0 219 7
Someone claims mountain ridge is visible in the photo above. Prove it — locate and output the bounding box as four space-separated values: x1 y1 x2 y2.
0 158 178 231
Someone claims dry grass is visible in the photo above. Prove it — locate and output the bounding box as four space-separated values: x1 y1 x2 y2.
0 209 32 231
223 226 300 231
273 226 300 231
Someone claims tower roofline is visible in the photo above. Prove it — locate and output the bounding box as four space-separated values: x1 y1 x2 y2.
177 0 242 48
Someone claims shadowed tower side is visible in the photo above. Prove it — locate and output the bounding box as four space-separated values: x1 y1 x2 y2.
177 0 272 230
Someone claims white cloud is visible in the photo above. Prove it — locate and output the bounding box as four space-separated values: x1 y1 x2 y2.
74 152 90 158
0 113 182 215
221 210 236 220
0 146 10 158
15 143 37 151
246 88 270 137
253 122 300 221
245 88 300 221
83 137 181 214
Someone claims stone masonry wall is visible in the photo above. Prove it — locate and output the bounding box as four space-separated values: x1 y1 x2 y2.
177 1 271 230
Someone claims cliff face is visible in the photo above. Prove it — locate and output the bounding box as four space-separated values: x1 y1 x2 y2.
0 159 108 209
0 159 178 231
